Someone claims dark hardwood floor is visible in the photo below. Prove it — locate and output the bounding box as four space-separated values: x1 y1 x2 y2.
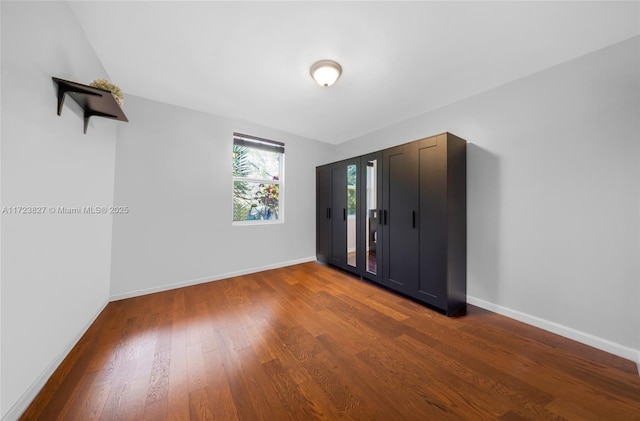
21 262 640 420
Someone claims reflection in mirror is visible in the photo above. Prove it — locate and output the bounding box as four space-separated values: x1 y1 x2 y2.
366 160 377 274
347 164 357 267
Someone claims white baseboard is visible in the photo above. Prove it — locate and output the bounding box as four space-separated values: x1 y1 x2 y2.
1 300 110 421
110 256 317 301
467 295 640 372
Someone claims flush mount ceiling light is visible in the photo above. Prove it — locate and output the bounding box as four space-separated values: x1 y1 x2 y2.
310 60 342 87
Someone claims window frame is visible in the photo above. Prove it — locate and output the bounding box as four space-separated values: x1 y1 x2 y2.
232 132 285 226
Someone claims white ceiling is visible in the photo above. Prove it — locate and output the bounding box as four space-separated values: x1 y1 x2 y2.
69 1 640 144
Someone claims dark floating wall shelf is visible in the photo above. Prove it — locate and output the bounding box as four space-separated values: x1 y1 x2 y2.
52 77 128 134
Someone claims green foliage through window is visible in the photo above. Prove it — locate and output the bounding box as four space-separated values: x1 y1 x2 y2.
232 138 283 222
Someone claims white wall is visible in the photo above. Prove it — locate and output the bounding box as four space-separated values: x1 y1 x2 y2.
336 37 640 361
110 95 334 298
0 2 117 419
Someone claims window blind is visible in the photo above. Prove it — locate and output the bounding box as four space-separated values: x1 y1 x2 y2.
233 132 285 154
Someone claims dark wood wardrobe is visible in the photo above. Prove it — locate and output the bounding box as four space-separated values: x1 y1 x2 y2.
316 132 467 316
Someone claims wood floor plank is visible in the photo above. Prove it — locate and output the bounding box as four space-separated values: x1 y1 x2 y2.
146 349 171 405
261 357 341 421
19 262 640 421
76 381 111 421
216 329 290 420
258 322 317 386
276 324 363 414
430 320 640 419
141 397 168 421
98 359 137 421
395 333 564 420
464 306 639 375
121 375 150 421
202 349 239 421
52 370 101 421
459 320 640 401
316 332 435 420
166 342 189 420
188 387 214 421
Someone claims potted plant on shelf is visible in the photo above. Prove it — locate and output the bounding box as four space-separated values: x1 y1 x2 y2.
90 79 124 106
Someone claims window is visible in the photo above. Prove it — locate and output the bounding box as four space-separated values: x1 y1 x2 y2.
232 132 284 223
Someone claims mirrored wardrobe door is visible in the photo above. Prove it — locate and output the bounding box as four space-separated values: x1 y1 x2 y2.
346 163 357 268
360 152 383 283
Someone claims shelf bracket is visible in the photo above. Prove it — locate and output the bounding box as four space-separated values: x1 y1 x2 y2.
56 85 102 117
83 110 119 134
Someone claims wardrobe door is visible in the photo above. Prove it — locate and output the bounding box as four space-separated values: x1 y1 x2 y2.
382 142 419 295
360 152 383 284
330 164 347 267
345 160 360 271
329 158 360 271
316 165 332 263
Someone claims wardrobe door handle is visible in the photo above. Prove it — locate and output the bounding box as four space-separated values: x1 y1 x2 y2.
329 208 331 219
412 211 416 228
343 208 346 220
384 210 388 225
